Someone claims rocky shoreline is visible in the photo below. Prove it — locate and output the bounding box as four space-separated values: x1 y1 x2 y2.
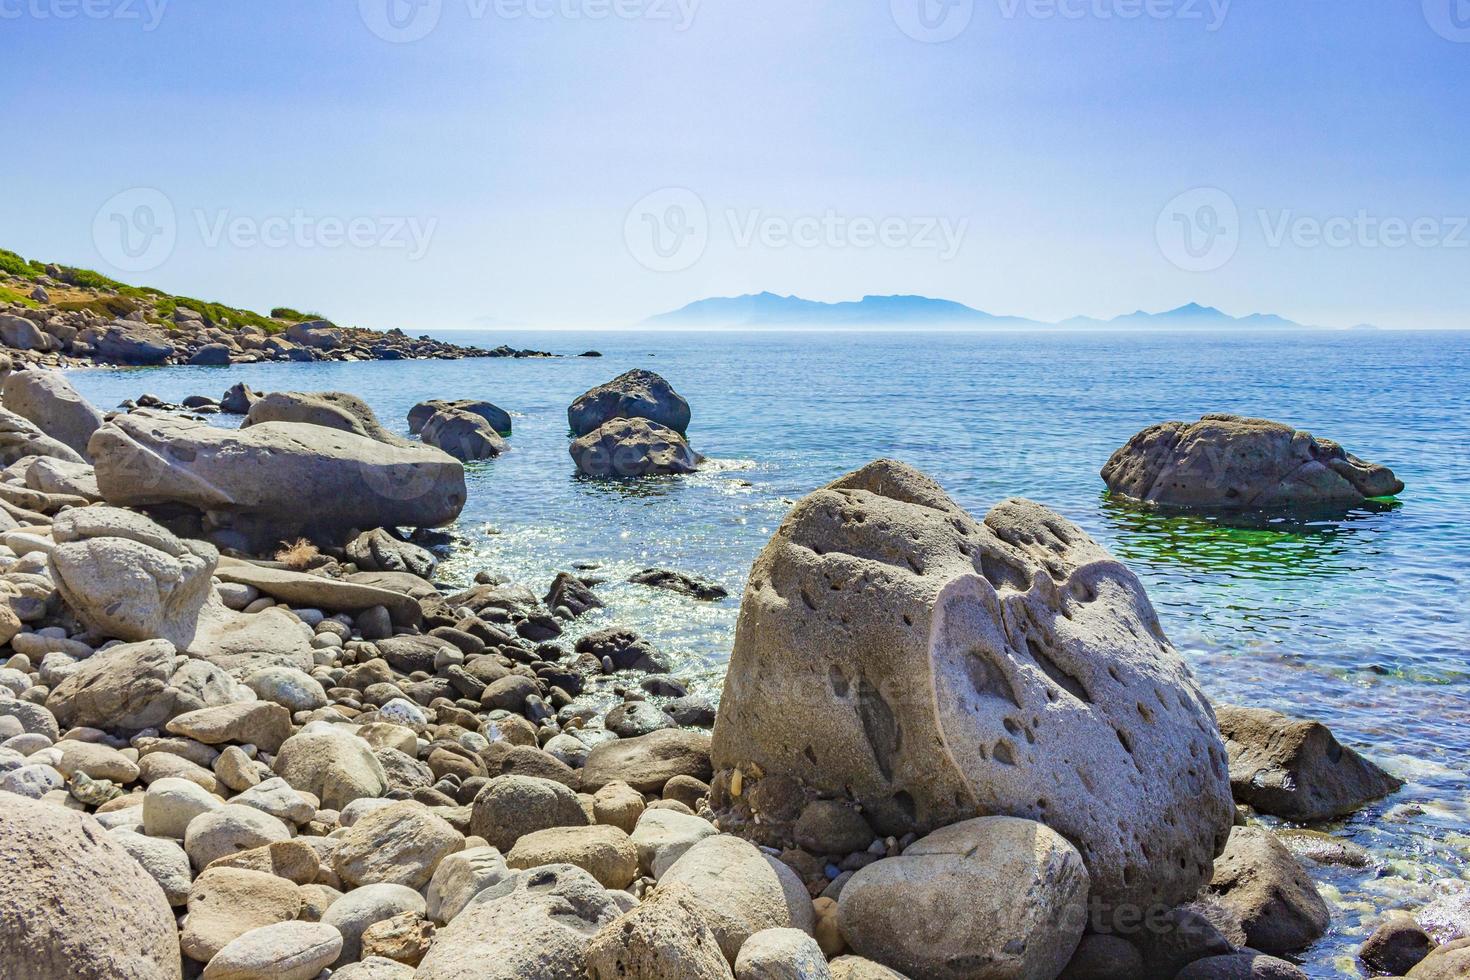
1 256 561 367
0 361 1453 980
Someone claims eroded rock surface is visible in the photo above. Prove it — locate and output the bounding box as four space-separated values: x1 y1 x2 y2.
1102 414 1403 509
711 459 1234 920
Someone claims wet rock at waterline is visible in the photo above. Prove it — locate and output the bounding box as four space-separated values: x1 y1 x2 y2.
568 368 691 437
1102 414 1403 509
710 458 1235 922
420 407 510 461
409 398 513 437
629 567 730 600
1215 704 1403 821
88 411 465 551
570 417 700 478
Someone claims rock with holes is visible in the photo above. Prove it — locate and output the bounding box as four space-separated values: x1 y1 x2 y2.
1101 414 1403 510
710 459 1234 925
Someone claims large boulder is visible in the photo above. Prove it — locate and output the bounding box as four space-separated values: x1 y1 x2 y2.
0 405 85 465
568 368 691 437
1207 826 1330 954
96 323 174 364
243 390 408 446
415 864 621 979
570 417 700 477
49 505 219 647
88 412 465 551
1102 414 1403 509
1215 705 1403 821
421 407 510 461
410 399 513 436
285 319 343 350
0 311 53 350
837 817 1087 980
0 795 181 979
46 638 248 731
710 459 1234 922
2 369 103 457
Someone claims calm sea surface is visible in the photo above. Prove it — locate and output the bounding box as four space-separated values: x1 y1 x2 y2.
67 328 1470 976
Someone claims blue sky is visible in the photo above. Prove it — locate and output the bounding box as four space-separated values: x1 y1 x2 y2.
2 0 1467 329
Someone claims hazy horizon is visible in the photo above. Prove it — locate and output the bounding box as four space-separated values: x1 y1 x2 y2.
5 2 1469 331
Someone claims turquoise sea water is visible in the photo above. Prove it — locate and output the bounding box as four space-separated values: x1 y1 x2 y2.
66 328 1470 976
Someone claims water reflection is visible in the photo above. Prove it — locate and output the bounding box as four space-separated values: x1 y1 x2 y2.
1099 494 1399 581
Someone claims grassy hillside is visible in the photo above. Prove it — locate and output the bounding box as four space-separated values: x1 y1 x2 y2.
0 247 323 334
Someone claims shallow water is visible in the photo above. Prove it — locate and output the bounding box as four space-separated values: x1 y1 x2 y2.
67 328 1470 976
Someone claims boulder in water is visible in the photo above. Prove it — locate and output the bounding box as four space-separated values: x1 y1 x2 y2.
710 459 1234 923
567 368 691 437
1102 414 1403 509
409 398 513 436
421 407 509 461
220 382 260 414
1215 704 1403 821
570 417 700 478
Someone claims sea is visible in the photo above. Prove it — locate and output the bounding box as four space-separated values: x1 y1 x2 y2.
66 327 1470 977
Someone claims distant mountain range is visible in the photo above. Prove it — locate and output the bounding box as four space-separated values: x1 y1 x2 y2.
641 293 1326 330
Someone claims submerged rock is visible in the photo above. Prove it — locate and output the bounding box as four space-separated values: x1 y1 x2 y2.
1102 414 1403 509
1215 705 1403 821
568 368 691 437
629 567 729 600
711 459 1234 922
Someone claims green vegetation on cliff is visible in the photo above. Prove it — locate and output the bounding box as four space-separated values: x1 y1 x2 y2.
0 246 319 334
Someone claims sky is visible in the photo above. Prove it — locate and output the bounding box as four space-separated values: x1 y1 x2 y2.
2 0 1468 330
